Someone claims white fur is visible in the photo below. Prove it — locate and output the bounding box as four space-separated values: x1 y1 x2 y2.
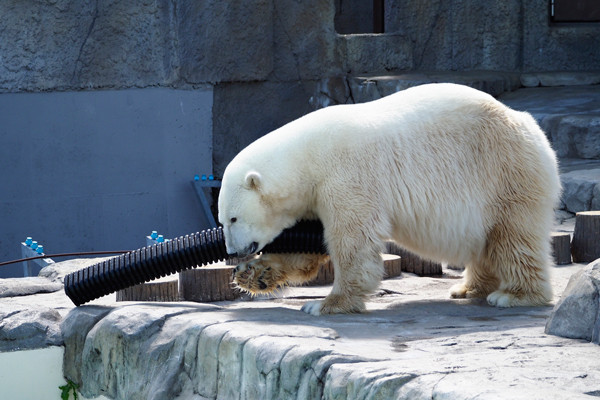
218 83 561 315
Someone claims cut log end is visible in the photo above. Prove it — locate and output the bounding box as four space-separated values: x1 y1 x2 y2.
385 242 443 276
551 232 572 265
571 211 600 263
116 277 180 302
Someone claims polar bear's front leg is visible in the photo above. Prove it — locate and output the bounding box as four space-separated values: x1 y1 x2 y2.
302 245 384 315
233 253 328 295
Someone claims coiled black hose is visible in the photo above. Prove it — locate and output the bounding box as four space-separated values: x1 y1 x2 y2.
64 220 325 306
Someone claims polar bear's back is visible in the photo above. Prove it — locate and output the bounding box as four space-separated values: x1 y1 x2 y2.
304 84 559 264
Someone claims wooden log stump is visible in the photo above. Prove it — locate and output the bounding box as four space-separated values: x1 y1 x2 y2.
551 232 572 265
226 255 253 266
383 254 402 278
306 254 402 286
116 276 180 302
386 241 443 276
179 263 240 302
571 211 600 263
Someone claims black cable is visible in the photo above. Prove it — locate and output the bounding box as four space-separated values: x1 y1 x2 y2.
0 250 133 268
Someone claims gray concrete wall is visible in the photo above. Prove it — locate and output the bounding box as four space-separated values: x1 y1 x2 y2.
0 88 212 277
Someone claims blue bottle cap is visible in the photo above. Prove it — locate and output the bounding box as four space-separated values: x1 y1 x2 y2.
194 175 200 181
208 175 214 180
201 174 207 181
157 235 164 243
36 245 44 254
151 230 158 239
31 241 38 250
25 237 33 245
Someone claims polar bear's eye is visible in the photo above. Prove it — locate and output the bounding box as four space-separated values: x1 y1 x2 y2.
230 217 237 223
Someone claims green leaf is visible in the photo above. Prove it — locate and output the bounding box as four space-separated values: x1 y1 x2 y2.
58 380 79 400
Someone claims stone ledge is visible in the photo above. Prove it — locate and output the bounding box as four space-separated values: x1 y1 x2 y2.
2 251 599 399
521 71 600 88
560 163 600 213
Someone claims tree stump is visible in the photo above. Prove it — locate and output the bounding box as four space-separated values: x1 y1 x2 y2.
116 275 180 302
226 255 253 266
307 254 402 286
551 232 571 265
179 263 240 302
571 211 600 263
386 242 443 276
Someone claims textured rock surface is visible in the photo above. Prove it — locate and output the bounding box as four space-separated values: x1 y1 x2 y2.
3 248 599 399
0 277 61 298
560 167 600 213
2 1 598 95
0 305 63 351
522 3 600 72
0 1 177 92
521 71 600 88
384 0 522 71
547 115 600 160
177 0 274 83
546 259 600 344
0 0 339 92
0 258 106 351
341 34 412 75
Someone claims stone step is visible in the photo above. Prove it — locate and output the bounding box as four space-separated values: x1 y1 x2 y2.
558 159 600 214
520 71 600 88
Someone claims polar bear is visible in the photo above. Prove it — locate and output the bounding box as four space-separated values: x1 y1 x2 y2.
218 83 561 316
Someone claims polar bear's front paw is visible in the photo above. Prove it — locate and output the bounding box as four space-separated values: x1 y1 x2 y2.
449 283 468 298
487 290 517 308
301 294 366 315
450 283 488 299
232 257 285 294
301 300 323 316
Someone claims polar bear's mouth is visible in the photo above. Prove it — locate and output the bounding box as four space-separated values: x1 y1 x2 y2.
248 241 259 255
232 241 259 258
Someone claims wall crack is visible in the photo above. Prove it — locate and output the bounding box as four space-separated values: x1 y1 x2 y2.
71 0 99 83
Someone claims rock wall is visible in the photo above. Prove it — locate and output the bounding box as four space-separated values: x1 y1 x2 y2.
2 1 597 93
384 0 523 71
1 1 598 172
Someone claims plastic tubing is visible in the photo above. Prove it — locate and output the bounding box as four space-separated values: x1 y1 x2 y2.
64 220 325 306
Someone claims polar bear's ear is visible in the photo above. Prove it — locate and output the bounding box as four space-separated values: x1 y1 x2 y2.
244 171 262 191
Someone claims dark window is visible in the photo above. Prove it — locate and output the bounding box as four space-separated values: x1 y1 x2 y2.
551 0 600 23
334 0 385 34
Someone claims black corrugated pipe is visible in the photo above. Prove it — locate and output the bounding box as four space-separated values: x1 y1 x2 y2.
64 220 325 306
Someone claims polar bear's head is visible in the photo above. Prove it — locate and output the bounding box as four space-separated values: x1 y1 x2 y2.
218 169 298 257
